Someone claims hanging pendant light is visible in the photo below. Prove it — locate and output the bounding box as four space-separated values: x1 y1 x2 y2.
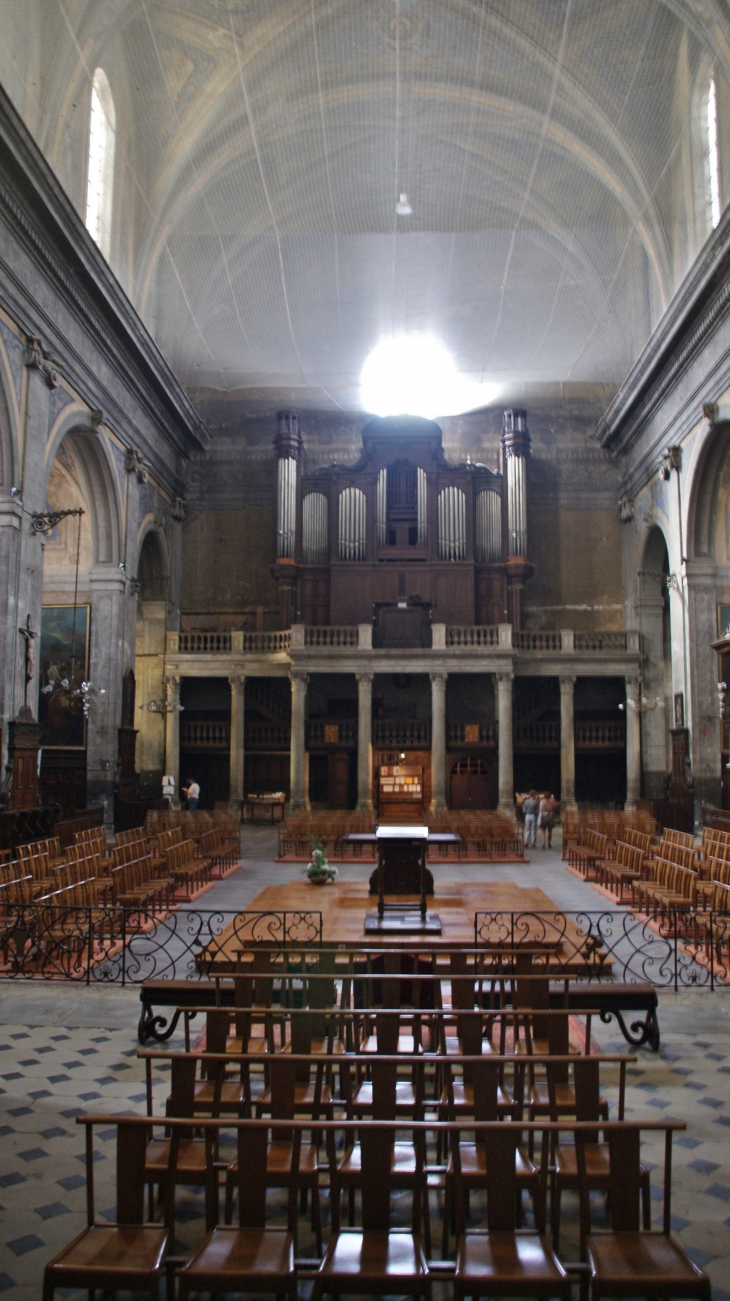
395 192 412 216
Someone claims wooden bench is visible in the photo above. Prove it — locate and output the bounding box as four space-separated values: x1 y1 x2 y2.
550 982 660 1052
139 975 660 1052
138 977 235 1043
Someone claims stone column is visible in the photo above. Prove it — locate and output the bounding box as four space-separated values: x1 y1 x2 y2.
625 675 641 811
87 565 127 822
496 672 514 814
356 672 373 811
430 671 448 812
165 674 181 802
0 498 22 765
289 671 309 812
559 675 577 811
229 674 246 815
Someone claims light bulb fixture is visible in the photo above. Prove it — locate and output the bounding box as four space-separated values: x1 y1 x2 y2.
395 192 413 216
718 681 727 719
618 684 665 716
142 676 184 716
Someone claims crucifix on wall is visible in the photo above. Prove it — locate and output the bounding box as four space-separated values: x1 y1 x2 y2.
18 614 36 710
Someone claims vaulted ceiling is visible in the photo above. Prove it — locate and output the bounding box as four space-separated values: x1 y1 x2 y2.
4 0 730 411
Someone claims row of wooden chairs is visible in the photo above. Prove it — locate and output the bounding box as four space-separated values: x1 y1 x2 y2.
43 1111 708 1301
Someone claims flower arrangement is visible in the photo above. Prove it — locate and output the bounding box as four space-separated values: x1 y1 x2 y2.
305 836 338 884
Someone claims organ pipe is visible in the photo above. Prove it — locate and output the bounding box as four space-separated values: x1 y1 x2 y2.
376 468 387 547
302 491 328 564
476 488 502 562
417 466 427 546
506 453 527 557
338 486 366 560
438 486 466 560
276 456 297 558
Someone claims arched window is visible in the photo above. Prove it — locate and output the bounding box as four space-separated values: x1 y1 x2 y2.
706 75 721 230
85 68 116 258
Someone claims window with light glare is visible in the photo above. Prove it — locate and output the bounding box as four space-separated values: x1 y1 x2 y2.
707 76 721 230
85 68 116 258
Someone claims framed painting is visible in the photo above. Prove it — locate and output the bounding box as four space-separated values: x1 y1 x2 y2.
38 605 89 749
718 605 730 639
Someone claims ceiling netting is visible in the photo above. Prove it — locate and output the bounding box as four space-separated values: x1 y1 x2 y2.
3 0 730 410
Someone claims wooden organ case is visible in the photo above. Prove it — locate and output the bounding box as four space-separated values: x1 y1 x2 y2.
272 410 533 630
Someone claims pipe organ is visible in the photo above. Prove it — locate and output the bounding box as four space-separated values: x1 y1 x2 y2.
272 410 533 630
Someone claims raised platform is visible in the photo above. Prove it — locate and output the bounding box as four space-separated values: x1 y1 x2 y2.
204 879 585 957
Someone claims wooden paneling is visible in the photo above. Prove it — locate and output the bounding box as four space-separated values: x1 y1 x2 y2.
40 749 87 815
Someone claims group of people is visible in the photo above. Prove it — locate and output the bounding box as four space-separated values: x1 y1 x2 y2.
519 790 559 850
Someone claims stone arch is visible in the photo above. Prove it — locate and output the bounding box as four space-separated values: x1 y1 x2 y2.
44 414 121 566
687 419 730 561
136 517 169 600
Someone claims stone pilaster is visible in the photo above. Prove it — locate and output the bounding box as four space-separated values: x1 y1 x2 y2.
685 559 721 815
430 671 448 812
559 674 577 811
356 672 373 811
496 672 514 814
165 674 181 800
229 674 246 814
625 675 641 811
86 565 127 823
289 671 309 812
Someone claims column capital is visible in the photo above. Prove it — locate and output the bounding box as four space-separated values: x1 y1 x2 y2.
164 673 181 688
356 671 374 685
625 674 641 690
429 671 448 685
228 673 246 688
559 674 577 689
495 671 514 686
290 670 309 685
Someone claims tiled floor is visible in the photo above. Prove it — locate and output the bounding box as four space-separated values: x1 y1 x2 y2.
1 832 729 1297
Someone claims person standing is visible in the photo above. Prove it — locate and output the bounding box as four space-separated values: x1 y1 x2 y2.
539 793 558 849
523 790 539 849
183 778 200 810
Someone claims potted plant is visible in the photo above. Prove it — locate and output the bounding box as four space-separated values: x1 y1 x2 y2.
305 836 338 884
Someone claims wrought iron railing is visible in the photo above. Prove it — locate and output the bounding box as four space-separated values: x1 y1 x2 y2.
473 909 730 989
0 907 323 984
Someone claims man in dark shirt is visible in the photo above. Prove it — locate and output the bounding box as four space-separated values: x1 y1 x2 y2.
523 790 539 849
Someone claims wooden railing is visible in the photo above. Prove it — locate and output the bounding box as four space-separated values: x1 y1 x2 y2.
448 721 498 745
304 626 359 647
574 631 628 652
177 631 231 653
245 722 291 749
512 630 563 651
373 719 431 747
306 719 357 746
575 720 625 748
446 625 500 647
180 720 230 748
514 721 560 748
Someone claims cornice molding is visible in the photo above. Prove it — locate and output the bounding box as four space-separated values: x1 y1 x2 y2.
0 83 209 461
595 205 730 461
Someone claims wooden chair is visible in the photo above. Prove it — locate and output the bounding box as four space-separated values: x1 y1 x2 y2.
42 1120 169 1300
550 1058 648 1250
442 1059 543 1258
336 1054 431 1252
178 1123 300 1301
226 1055 324 1253
452 1125 570 1301
578 1125 711 1301
313 1124 431 1301
145 1056 219 1229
